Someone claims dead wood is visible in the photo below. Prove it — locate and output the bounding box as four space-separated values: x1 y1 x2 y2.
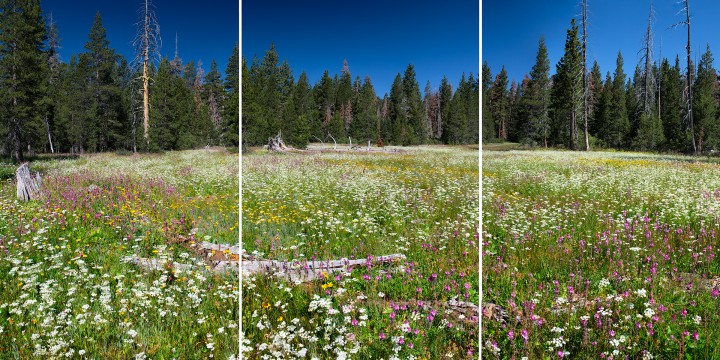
242 253 406 283
16 163 43 201
266 132 289 152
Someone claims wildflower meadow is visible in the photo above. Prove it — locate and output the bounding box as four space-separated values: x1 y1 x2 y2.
483 150 720 359
0 149 239 359
241 146 479 359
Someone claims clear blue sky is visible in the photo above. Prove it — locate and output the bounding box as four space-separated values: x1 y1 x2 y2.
42 0 238 77
483 0 719 86
242 0 479 97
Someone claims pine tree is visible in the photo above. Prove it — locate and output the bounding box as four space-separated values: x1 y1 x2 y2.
594 72 613 147
551 19 582 150
660 57 685 151
402 64 425 144
481 63 494 143
286 71 313 148
604 52 630 148
336 60 353 140
446 74 469 144
692 44 718 152
84 12 124 152
627 66 641 143
588 61 603 137
241 56 253 150
0 0 48 162
388 73 406 144
439 76 454 144
467 73 480 144
43 14 61 153
223 44 239 147
353 76 378 144
204 59 223 144
489 67 509 140
313 70 336 140
518 38 551 147
507 80 519 142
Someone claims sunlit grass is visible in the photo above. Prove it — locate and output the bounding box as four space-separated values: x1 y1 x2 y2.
242 146 479 359
0 149 239 359
483 150 720 359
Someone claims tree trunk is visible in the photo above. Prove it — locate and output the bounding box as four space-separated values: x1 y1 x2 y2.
686 0 696 155
570 110 577 150
44 115 54 154
143 48 150 145
582 0 590 151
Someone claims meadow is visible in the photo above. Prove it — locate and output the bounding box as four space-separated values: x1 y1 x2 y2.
241 146 480 359
482 150 720 359
0 149 239 359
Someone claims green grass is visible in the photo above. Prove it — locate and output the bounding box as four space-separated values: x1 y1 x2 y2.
241 146 479 359
483 150 720 359
0 149 238 359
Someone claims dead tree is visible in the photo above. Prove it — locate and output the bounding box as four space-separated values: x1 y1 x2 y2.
133 0 161 146
673 0 696 154
582 0 590 151
639 2 656 118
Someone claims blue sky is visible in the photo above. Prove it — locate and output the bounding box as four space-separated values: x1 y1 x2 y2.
42 0 238 77
242 0 479 97
483 0 719 85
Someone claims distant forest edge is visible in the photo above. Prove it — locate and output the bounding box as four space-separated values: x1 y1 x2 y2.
484 12 718 155
0 0 239 163
241 45 480 148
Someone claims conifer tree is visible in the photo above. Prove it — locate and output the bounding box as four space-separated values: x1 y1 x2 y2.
205 59 223 143
223 44 239 147
0 0 48 162
402 64 425 145
660 57 685 151
519 37 551 146
84 12 124 152
588 61 603 136
481 63 494 143
286 71 313 148
313 70 336 140
353 76 378 143
489 67 509 141
607 52 629 148
388 73 406 144
551 19 582 150
692 44 718 152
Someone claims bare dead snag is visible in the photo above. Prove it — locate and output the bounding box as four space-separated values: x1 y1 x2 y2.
16 163 43 202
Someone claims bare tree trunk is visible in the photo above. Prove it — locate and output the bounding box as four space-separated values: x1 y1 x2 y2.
44 115 54 153
134 0 160 148
143 52 149 145
570 110 577 150
582 0 590 151
686 0 696 155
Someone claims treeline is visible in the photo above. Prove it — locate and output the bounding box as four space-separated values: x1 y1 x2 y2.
242 45 479 148
0 0 238 162
484 18 719 154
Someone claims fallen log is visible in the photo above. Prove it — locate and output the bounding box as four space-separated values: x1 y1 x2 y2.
241 253 406 283
127 255 239 274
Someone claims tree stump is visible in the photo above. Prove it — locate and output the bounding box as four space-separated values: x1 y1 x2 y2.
266 132 288 152
16 163 43 201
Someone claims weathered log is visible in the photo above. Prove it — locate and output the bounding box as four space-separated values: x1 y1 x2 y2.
16 163 43 201
242 253 406 283
128 255 239 274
